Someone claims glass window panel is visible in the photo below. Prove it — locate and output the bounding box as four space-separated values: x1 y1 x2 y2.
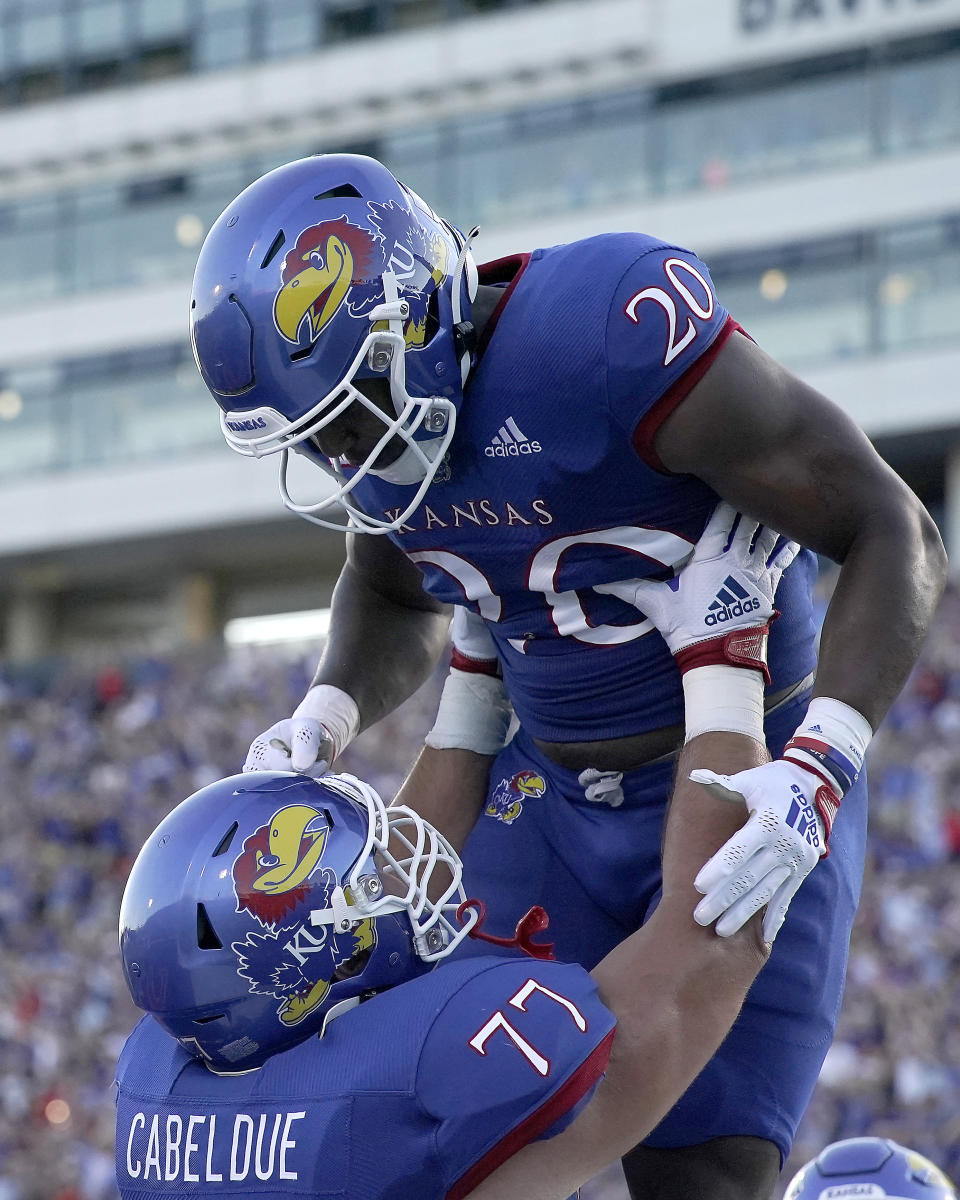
384 126 448 218
16 8 66 67
0 391 61 478
59 352 219 467
878 220 960 350
0 362 64 478
137 0 190 40
195 11 251 68
519 100 578 135
322 3 377 43
882 51 960 153
76 0 126 56
17 67 67 101
74 183 122 217
591 87 648 122
392 0 447 31
122 360 221 460
263 0 318 58
140 42 189 79
0 223 61 306
193 158 249 198
715 257 870 366
569 110 649 208
659 72 870 193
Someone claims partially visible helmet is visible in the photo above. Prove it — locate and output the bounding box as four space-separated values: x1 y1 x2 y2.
784 1138 956 1200
190 154 479 533
119 771 478 1073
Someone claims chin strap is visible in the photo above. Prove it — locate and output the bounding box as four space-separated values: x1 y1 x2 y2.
457 898 556 961
450 224 480 386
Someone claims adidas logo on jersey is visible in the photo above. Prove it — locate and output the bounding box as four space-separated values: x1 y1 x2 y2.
703 575 761 626
485 417 542 458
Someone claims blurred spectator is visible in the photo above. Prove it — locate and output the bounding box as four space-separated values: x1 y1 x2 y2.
1 587 959 1198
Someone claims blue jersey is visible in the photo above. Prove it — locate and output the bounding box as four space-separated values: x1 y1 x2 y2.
115 955 616 1199
352 233 817 741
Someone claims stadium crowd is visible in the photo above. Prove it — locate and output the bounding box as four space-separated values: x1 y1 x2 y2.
0 584 958 1199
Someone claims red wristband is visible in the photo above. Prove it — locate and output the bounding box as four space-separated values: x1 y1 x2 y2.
673 623 771 685
450 647 500 677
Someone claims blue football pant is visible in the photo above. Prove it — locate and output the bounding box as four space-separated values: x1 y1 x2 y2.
454 687 866 1162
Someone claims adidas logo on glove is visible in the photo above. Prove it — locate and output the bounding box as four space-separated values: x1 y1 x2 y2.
785 785 822 851
703 575 762 626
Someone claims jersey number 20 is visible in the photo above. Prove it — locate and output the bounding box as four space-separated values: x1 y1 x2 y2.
623 257 715 367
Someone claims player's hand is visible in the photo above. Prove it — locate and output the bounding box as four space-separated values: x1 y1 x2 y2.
595 502 798 659
689 759 837 943
243 684 360 776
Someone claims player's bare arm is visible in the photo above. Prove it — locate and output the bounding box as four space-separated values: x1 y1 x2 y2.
393 606 510 856
312 528 450 730
654 329 948 730
242 530 451 775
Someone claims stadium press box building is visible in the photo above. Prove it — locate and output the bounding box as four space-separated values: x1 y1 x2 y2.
0 0 957 657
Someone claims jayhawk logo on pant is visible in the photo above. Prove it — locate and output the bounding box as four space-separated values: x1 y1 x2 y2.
485 769 547 825
230 803 374 1027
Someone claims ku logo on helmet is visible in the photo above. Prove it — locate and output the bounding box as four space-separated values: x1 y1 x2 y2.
272 204 450 351
273 217 380 346
230 802 375 1028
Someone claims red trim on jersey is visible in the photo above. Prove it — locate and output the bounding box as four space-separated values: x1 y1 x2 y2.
446 1026 616 1200
474 254 532 361
631 315 743 473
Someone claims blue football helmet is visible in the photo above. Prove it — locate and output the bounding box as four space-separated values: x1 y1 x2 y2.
119 771 479 1074
784 1138 956 1200
190 154 479 533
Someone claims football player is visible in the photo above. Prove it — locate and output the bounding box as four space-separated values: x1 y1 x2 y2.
115 514 787 1198
784 1137 956 1199
190 153 947 1199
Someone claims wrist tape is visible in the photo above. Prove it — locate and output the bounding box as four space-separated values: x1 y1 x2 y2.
682 665 765 744
782 696 872 798
425 669 512 756
782 697 872 844
294 685 361 763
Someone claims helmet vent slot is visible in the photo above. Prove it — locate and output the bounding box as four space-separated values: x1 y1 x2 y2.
315 185 362 201
193 1012 225 1025
260 230 286 269
323 809 335 827
197 903 223 950
212 822 238 857
289 343 316 362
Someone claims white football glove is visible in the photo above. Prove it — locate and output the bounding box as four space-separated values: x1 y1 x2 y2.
596 502 799 667
689 759 838 943
243 684 360 776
